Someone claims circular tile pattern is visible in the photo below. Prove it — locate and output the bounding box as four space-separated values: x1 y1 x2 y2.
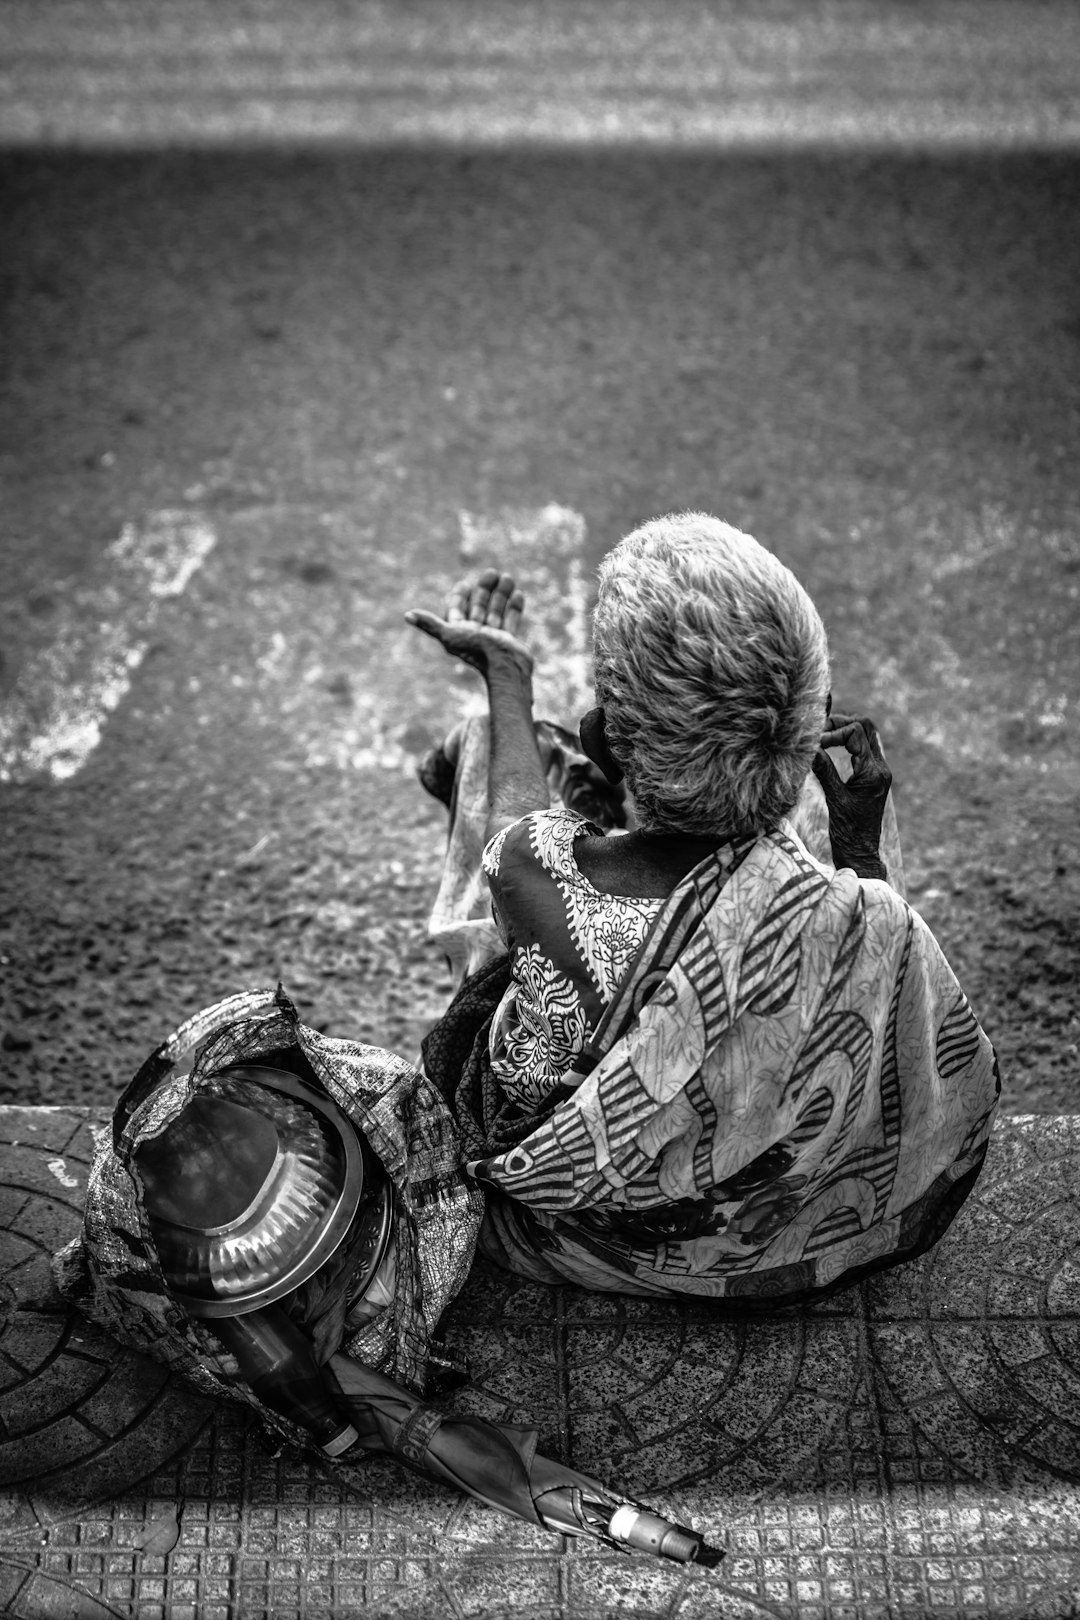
868 1128 1080 1486
0 1118 213 1519
3 1109 1080 1620
442 1265 863 1496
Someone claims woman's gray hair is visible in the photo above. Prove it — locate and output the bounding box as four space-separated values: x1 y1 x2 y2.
592 512 830 838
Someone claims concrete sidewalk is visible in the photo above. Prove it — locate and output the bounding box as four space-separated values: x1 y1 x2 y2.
1 1106 1079 1619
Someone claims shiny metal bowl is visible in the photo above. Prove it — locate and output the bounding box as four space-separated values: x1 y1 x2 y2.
136 1065 371 1318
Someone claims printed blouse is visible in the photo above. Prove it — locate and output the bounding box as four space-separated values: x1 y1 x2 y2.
481 810 662 1109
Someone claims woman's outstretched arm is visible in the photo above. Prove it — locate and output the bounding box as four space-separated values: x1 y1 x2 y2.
406 568 551 842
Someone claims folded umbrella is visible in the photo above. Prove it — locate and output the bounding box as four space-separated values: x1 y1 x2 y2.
327 1351 723 1564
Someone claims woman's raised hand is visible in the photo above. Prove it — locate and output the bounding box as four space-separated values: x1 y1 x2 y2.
405 567 532 679
812 713 892 880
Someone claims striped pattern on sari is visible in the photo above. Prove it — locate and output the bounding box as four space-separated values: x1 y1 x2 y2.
471 823 998 1300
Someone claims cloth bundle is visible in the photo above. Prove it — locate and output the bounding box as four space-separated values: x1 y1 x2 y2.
53 985 483 1447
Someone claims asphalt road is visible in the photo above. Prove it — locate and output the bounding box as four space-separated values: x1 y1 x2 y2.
1 143 1079 1108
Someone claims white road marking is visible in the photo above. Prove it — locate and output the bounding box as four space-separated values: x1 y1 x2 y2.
306 504 594 774
458 503 593 724
341 706 428 774
0 511 216 783
253 496 1072 781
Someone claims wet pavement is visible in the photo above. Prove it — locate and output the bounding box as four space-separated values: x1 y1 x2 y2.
3 1105 1079 1619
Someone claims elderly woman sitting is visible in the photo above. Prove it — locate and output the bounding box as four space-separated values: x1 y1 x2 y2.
407 513 998 1304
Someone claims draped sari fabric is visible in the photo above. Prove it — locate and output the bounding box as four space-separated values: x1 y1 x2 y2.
473 823 998 1300
422 719 998 1303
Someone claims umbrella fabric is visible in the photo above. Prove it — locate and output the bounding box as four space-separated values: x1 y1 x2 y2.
327 1353 721 1562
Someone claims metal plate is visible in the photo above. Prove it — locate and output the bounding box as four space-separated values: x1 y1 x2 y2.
157 1066 367 1318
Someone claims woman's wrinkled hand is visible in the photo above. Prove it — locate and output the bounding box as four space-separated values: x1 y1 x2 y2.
405 567 533 679
811 713 892 880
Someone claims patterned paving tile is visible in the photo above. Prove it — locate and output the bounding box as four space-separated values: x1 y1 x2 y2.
1 1109 1079 1618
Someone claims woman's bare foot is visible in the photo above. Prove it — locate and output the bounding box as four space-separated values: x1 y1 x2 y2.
417 720 465 807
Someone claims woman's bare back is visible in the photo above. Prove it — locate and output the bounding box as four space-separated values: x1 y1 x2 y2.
572 830 727 899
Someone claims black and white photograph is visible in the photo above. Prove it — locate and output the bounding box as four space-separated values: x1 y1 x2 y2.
1 5 1079 1616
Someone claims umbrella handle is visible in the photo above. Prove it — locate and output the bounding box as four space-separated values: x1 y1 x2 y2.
605 1504 709 1563
534 1489 721 1565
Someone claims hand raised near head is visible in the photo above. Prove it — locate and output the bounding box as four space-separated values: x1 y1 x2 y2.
405 568 532 679
812 713 892 881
